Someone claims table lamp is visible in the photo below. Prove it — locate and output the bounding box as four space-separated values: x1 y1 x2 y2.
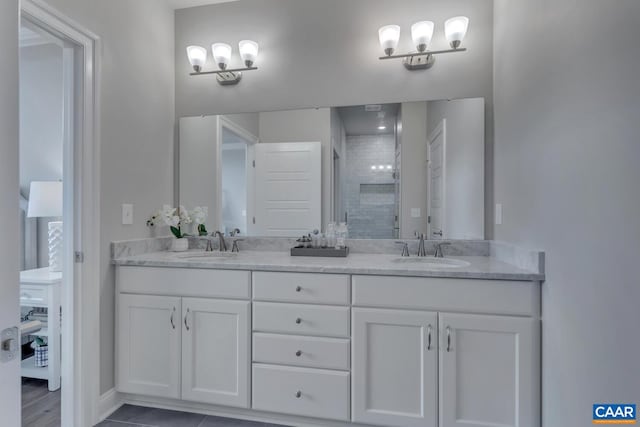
27 181 63 272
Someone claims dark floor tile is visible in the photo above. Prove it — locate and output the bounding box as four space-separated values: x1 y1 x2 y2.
200 415 285 427
95 421 148 427
107 404 205 427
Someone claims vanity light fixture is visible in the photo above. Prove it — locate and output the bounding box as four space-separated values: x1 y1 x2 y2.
186 40 259 86
378 16 469 70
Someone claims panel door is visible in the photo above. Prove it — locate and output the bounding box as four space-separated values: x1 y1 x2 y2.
181 298 250 408
352 308 438 427
254 142 321 236
439 313 539 427
117 294 181 398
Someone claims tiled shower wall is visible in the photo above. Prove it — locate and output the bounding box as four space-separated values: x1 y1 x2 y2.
344 134 397 238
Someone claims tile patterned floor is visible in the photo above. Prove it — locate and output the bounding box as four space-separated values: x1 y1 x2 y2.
97 404 286 427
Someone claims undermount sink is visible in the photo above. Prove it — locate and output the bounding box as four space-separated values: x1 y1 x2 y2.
174 251 238 260
391 257 470 268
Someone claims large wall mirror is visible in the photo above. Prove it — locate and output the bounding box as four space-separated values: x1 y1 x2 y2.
179 97 485 240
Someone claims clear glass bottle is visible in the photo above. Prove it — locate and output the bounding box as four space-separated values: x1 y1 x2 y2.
326 222 336 248
336 222 348 249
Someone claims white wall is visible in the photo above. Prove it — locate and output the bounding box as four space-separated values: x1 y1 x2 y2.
258 108 332 227
493 1 640 425
41 0 175 394
0 1 21 424
19 43 64 268
427 98 484 239
399 102 428 238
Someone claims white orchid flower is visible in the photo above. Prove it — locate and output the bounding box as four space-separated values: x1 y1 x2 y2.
191 206 208 225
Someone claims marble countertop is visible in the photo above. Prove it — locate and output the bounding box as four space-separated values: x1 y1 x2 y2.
113 250 544 281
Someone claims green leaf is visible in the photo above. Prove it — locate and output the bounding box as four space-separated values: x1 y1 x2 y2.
198 224 208 236
170 226 182 239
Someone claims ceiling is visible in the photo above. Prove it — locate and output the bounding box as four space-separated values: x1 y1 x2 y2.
338 104 400 136
167 0 238 10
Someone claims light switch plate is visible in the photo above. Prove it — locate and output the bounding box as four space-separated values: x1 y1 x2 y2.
495 203 503 225
411 208 421 218
122 204 134 225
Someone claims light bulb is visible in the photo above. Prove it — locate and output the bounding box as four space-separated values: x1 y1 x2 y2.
186 45 207 72
411 21 434 53
212 43 232 70
378 25 400 56
378 125 387 130
444 16 469 49
239 40 259 68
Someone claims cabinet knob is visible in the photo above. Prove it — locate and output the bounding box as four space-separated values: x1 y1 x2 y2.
295 286 302 292
295 317 302 324
295 390 302 398
295 350 302 357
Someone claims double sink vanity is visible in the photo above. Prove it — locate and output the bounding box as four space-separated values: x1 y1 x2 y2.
112 238 543 427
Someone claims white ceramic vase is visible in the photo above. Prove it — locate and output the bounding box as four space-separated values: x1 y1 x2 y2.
170 237 189 252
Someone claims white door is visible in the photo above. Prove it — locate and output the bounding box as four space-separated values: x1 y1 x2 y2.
352 308 438 427
181 298 250 408
439 313 539 427
117 294 181 398
254 142 321 236
0 0 20 423
428 120 446 240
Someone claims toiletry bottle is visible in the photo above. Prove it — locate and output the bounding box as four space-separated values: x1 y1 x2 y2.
336 222 348 249
326 222 336 248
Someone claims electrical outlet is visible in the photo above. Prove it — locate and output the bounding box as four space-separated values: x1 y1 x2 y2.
495 203 503 225
122 204 134 225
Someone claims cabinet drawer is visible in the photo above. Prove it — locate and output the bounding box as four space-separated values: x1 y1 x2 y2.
117 266 250 299
352 275 540 316
20 285 48 306
253 272 350 305
253 333 350 370
253 302 350 338
252 364 350 421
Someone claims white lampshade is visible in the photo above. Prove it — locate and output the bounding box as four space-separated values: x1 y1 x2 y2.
212 43 232 70
27 181 62 218
378 25 401 56
238 40 259 67
444 16 469 49
411 21 434 52
186 45 207 72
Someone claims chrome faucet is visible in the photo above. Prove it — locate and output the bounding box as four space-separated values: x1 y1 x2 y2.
434 241 451 258
229 228 241 237
213 231 227 252
204 238 214 252
231 239 244 253
416 233 427 257
395 241 410 257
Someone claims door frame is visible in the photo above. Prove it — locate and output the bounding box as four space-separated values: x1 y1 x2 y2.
20 1 101 426
215 116 259 234
427 119 446 239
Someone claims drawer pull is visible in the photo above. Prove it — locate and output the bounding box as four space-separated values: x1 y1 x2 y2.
427 324 432 351
295 286 302 292
170 307 176 329
295 350 302 357
295 317 302 324
446 326 451 352
295 390 302 398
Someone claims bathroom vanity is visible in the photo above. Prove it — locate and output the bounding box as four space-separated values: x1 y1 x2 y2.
113 239 543 427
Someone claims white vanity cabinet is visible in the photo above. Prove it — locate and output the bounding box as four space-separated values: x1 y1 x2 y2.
352 308 438 427
352 275 540 427
116 267 251 407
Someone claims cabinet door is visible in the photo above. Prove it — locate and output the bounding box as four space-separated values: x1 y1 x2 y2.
117 294 181 398
181 298 250 407
439 313 539 427
352 308 438 427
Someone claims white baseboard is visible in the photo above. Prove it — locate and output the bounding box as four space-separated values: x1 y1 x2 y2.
97 388 123 423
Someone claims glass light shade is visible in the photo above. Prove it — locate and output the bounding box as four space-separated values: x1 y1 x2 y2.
212 43 232 70
238 40 259 67
378 25 400 56
411 21 434 52
186 45 207 72
444 16 469 49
